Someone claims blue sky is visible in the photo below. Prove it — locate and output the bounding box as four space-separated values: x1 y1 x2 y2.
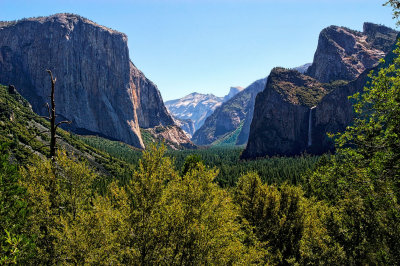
0 0 397 100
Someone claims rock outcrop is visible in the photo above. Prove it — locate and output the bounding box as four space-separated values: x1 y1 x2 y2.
192 78 266 146
241 68 331 159
306 23 397 83
165 86 244 136
0 13 175 149
143 125 196 150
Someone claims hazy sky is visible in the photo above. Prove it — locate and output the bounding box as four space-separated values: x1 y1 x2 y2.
0 0 397 100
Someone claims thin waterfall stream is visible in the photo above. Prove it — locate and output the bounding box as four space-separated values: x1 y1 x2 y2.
308 106 316 147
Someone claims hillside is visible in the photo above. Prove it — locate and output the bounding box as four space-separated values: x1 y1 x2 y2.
0 83 141 185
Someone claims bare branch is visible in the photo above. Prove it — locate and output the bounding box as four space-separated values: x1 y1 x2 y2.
55 120 72 129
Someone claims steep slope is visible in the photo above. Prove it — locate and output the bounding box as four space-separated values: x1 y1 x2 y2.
306 22 397 82
130 61 175 128
142 125 197 150
241 68 333 158
0 83 138 179
0 13 175 149
165 86 244 135
192 78 266 145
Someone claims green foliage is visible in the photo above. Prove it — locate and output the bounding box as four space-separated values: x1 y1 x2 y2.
77 134 320 188
78 135 142 167
16 145 263 264
234 173 344 264
385 0 400 25
169 147 320 187
20 150 98 264
304 42 400 264
140 128 156 148
211 121 244 146
181 154 203 175
0 85 50 161
0 145 33 264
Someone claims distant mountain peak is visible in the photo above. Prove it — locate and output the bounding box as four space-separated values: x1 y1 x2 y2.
165 86 245 136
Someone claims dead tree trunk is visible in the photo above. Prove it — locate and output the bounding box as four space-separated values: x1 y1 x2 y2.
45 70 71 158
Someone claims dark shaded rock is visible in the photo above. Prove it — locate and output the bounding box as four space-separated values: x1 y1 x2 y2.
306 23 397 83
8 85 16 94
241 68 330 159
130 61 175 128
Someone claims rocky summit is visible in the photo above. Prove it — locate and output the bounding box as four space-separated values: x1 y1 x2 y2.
306 22 398 83
0 13 176 149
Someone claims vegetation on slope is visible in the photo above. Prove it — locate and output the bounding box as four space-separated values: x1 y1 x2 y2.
0 84 135 190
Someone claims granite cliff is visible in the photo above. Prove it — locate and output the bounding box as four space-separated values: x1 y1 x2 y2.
0 13 178 149
306 22 397 82
242 23 398 159
241 68 332 158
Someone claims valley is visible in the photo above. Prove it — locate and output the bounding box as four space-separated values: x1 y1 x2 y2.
1 2 400 264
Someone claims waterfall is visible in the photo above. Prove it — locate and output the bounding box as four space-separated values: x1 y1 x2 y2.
308 106 316 147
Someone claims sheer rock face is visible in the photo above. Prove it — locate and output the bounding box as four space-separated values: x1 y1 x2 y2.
129 61 175 128
241 68 329 159
306 23 397 83
0 14 174 149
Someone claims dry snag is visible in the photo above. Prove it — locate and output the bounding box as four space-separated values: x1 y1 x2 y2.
43 70 71 158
